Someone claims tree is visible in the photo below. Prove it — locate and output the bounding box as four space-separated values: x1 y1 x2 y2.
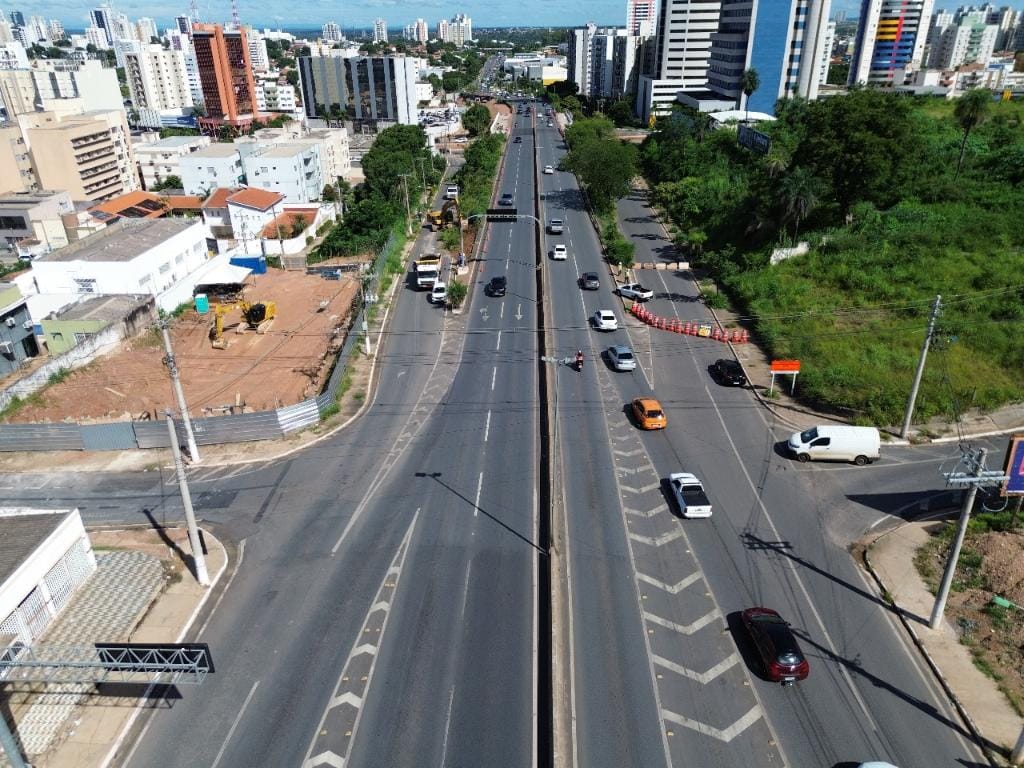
447 280 468 309
777 166 822 240
321 183 337 202
290 214 308 238
740 68 760 123
462 103 491 137
45 46 65 59
279 56 296 69
953 88 992 181
607 99 637 127
151 175 182 191
562 119 638 210
286 70 299 87
562 96 582 116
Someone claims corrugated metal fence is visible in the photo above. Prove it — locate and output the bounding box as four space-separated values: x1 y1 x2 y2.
0 229 401 453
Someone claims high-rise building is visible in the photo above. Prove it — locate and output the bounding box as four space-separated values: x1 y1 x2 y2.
47 19 64 41
373 18 388 43
322 21 342 42
448 14 472 46
927 11 999 69
247 29 270 72
414 19 428 43
89 4 115 45
437 19 449 41
706 0 834 112
834 9 847 21
174 15 192 37
298 54 420 125
191 23 259 128
850 0 934 85
626 0 657 37
0 20 12 44
135 17 157 43
0 59 122 117
636 0 721 121
85 25 109 50
568 24 644 100
819 20 836 85
8 10 24 27
26 15 48 43
0 40 28 68
985 5 1017 50
124 44 194 120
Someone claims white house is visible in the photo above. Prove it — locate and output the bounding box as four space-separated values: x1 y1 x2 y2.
225 187 286 245
0 509 97 645
180 144 247 196
241 143 324 203
28 218 210 311
133 134 212 190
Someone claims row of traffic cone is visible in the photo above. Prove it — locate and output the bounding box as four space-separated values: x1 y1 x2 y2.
630 303 749 343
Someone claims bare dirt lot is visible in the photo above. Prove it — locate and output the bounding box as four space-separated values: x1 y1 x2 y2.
5 269 359 423
917 525 1024 717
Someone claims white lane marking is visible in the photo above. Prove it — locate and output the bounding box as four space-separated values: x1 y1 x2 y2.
439 684 457 768
644 609 721 635
628 528 685 547
662 706 763 743
532 484 540 768
500 302 505 319
397 370 406 379
491 366 497 391
704 382 883 736
209 680 260 768
653 652 740 684
496 330 502 350
484 410 491 443
473 471 483 518
636 571 702 594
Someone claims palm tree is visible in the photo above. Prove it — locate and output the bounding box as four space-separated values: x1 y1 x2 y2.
740 69 760 124
953 88 992 181
777 166 821 241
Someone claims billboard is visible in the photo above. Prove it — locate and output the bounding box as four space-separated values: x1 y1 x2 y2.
1003 434 1024 496
738 125 771 156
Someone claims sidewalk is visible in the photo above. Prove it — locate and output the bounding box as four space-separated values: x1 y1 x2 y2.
4 527 229 768
865 521 1020 763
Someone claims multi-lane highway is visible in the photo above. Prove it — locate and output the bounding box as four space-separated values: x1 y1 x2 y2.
0 97 1001 768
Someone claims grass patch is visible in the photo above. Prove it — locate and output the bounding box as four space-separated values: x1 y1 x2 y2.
47 367 71 386
0 393 44 421
970 648 1001 681
319 402 340 420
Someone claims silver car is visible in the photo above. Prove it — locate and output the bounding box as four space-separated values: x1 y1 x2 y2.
607 345 636 371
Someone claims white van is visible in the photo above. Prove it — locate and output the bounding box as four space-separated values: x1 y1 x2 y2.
430 280 448 305
787 425 880 465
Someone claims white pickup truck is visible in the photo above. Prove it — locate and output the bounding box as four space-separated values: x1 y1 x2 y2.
668 472 712 518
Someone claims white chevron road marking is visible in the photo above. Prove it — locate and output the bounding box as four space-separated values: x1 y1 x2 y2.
661 705 762 743
652 652 740 684
644 608 721 635
636 571 701 594
628 527 684 547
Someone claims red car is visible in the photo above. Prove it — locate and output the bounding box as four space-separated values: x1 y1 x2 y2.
740 607 809 684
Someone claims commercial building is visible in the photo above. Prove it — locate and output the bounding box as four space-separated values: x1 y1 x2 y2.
191 23 260 129
124 44 194 127
254 76 297 114
0 189 73 255
299 54 420 126
133 134 211 190
627 0 657 37
850 0 934 85
373 18 388 43
180 143 247 195
20 109 137 203
30 218 209 311
241 142 324 203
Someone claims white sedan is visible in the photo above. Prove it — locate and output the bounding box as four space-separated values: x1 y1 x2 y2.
550 244 567 260
543 165 554 174
592 309 618 331
616 282 654 301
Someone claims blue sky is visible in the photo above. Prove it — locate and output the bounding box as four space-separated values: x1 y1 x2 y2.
15 0 1024 31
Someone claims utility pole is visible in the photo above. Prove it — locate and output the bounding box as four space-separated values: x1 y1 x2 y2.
930 448 1006 629
901 294 942 439
359 273 374 355
165 413 210 586
397 173 412 235
160 322 200 462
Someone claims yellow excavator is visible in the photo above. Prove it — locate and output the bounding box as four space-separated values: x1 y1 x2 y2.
209 300 277 349
425 198 461 231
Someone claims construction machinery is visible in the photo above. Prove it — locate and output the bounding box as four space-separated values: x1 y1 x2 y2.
425 198 461 232
210 300 277 349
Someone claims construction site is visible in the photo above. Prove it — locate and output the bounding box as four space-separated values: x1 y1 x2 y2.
3 269 360 424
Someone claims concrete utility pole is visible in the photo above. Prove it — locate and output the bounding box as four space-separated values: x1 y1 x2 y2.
930 447 1002 629
901 294 942 439
398 173 412 235
166 413 210 586
160 322 200 462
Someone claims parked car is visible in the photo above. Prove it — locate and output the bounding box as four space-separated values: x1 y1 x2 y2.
606 345 636 371
499 193 514 206
486 276 507 297
631 397 666 429
592 309 618 331
551 244 567 260
740 607 809 684
616 282 654 301
547 218 564 234
543 165 554 174
579 272 600 290
710 358 747 387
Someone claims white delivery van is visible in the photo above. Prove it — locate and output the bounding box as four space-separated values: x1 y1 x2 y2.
787 425 880 465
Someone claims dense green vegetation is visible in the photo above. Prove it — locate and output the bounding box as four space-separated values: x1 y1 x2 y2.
563 117 638 211
462 104 492 137
640 90 1024 425
313 125 443 260
454 133 505 222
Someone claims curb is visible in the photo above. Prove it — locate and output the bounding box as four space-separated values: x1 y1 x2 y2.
860 522 1004 768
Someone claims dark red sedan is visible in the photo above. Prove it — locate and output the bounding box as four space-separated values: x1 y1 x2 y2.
741 607 809 684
